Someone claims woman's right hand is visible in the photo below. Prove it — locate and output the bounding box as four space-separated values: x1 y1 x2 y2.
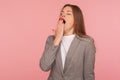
53 19 65 46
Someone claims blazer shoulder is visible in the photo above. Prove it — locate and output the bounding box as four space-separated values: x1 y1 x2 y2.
76 35 95 44
46 35 55 43
77 35 96 52
47 35 55 39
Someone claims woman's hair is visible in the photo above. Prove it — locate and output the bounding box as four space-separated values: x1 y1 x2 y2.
61 4 88 37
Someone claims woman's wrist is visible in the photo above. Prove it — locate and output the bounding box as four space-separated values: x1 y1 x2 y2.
53 37 61 46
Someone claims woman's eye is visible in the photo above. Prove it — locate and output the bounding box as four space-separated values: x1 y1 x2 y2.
60 12 71 16
67 13 71 15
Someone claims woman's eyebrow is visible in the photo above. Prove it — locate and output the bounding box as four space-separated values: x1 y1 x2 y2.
61 10 72 12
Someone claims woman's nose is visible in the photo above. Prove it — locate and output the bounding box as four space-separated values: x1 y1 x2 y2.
61 15 65 17
61 13 65 17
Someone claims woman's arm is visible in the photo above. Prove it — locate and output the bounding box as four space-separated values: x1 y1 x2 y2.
40 16 65 72
83 38 96 80
40 35 60 71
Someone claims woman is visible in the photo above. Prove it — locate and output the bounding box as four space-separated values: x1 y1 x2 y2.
40 4 96 80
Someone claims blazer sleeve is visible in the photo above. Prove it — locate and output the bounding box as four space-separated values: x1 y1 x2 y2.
83 38 96 80
40 35 60 71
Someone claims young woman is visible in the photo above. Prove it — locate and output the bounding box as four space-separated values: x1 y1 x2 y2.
40 4 96 80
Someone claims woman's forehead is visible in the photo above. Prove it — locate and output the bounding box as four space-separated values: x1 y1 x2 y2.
62 6 72 12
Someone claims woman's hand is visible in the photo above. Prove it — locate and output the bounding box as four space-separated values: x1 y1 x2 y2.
53 19 65 46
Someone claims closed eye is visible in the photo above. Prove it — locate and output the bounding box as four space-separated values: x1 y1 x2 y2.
60 12 72 15
66 13 71 15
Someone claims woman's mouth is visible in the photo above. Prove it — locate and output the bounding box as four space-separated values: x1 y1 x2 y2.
63 20 66 24
59 18 66 24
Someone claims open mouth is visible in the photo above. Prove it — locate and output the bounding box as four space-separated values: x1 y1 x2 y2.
63 20 66 24
59 18 66 24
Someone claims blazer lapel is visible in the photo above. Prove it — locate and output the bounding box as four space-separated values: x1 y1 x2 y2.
57 46 64 74
63 35 80 73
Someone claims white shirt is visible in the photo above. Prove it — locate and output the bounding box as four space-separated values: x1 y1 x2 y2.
60 34 75 68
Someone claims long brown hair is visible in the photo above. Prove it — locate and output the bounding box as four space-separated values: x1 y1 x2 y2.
62 4 88 37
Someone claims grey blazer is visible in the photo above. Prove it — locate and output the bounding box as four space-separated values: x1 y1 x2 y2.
40 34 96 80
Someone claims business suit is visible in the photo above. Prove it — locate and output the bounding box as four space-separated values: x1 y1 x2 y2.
40 34 96 80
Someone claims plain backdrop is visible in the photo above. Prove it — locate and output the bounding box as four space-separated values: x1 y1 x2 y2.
0 0 120 80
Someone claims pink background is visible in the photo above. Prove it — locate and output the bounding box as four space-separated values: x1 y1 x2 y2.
0 0 120 80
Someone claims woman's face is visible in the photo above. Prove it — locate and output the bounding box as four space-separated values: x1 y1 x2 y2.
60 6 74 33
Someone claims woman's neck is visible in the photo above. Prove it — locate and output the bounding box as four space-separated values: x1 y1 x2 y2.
63 29 74 36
